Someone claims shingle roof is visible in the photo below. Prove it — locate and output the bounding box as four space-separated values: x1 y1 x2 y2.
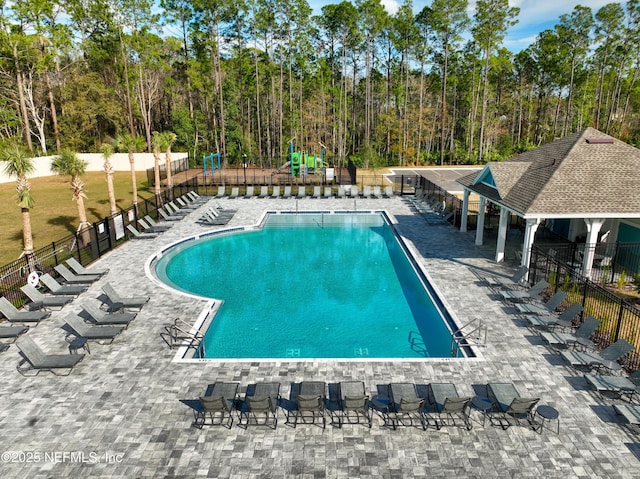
457 128 640 217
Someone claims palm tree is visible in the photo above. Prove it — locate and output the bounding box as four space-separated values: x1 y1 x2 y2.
151 131 163 197
113 132 145 208
51 149 91 245
101 143 118 216
0 145 36 267
161 131 177 190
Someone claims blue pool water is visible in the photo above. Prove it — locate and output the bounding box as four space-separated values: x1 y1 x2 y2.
154 213 461 359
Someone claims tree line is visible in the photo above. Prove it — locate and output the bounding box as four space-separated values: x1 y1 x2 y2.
1 0 639 170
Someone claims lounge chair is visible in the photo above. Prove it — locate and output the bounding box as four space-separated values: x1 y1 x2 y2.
15 336 84 376
138 217 171 233
337 186 346 198
383 186 393 198
296 186 306 198
126 224 158 239
312 186 322 198
613 404 640 429
388 382 425 430
426 383 472 430
215 186 226 198
499 280 549 302
561 339 634 373
238 382 280 429
194 381 239 428
258 186 269 198
484 265 529 289
165 203 190 216
540 315 600 350
54 264 101 283
0 325 29 342
102 283 149 311
338 380 372 428
349 185 359 197
515 290 567 315
426 211 453 225
66 257 108 277
487 382 539 430
244 186 255 198
287 381 326 428
144 215 172 230
40 273 87 296
186 191 208 204
525 302 583 330
584 370 640 402
372 186 382 198
172 199 196 211
229 187 239 199
323 186 332 198
198 210 228 226
80 301 135 327
362 185 371 198
282 186 292 199
20 284 73 309
64 313 125 343
158 208 183 221
271 186 281 198
0 297 50 323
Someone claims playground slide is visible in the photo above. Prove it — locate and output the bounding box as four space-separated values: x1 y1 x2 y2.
272 161 291 175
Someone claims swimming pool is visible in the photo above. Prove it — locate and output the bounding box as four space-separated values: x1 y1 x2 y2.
153 212 465 359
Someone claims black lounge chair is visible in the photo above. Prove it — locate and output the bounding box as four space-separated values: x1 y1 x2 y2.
40 273 87 296
66 257 108 277
515 290 567 315
487 382 539 430
0 297 50 323
388 382 425 430
80 301 135 327
15 336 84 376
525 302 583 330
287 381 326 428
499 280 549 302
426 383 472 430
102 283 149 311
585 370 640 402
561 339 634 373
20 284 73 309
238 382 281 429
541 315 600 350
194 381 239 428
64 313 125 344
54 264 101 283
338 381 372 428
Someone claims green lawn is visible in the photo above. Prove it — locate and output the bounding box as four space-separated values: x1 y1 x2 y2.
0 171 155 265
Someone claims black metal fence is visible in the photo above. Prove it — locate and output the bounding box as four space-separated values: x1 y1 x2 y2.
529 246 640 371
145 156 190 184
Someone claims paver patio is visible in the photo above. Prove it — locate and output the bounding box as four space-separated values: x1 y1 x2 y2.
1 195 639 478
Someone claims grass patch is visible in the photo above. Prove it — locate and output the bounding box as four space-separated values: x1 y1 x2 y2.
0 171 154 265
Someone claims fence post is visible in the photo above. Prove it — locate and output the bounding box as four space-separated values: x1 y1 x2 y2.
613 302 625 342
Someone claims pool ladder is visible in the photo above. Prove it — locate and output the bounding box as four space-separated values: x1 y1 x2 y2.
168 317 206 357
451 318 486 356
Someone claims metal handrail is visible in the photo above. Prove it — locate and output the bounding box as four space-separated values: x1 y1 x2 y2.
451 318 486 356
169 317 205 357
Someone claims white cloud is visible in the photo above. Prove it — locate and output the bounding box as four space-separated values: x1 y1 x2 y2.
381 0 400 15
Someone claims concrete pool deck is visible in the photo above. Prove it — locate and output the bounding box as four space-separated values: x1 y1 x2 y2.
1 195 640 478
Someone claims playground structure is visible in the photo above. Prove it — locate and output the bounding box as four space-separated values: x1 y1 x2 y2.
203 152 221 177
284 141 327 177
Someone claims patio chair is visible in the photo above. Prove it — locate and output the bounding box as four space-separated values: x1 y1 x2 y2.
540 315 600 350
15 336 85 376
584 370 640 402
40 273 87 296
515 290 567 315
21 284 73 309
126 224 158 240
63 313 125 344
388 383 425 430
487 382 539 430
312 186 322 198
244 186 255 198
138 217 171 233
101 282 149 311
258 186 269 198
323 186 332 198
282 186 292 199
525 302 583 330
338 381 372 428
383 186 393 198
499 280 549 302
271 185 281 198
229 187 239 198
484 265 529 289
561 339 634 373
0 325 28 343
66 257 108 277
296 186 306 199
215 186 226 198
238 382 281 429
425 383 472 430
613 404 640 429
287 381 326 428
80 301 136 327
54 264 101 283
194 381 239 429
0 297 50 323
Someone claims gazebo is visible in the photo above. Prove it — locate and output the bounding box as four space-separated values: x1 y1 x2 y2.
456 127 640 279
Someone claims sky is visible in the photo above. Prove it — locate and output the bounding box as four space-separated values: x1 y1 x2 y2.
308 0 627 53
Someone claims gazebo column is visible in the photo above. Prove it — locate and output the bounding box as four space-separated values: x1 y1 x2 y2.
522 218 541 269
460 189 470 233
475 197 487 245
495 207 510 263
583 218 605 279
